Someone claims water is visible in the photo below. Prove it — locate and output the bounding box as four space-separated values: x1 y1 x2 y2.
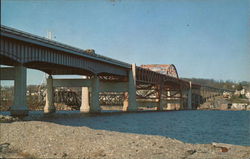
1 110 250 146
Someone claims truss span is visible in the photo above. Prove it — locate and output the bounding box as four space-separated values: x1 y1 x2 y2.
141 64 179 78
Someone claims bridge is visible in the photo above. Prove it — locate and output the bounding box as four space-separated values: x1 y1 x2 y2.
0 25 230 116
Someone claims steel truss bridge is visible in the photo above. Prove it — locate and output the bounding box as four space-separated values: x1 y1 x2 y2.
0 25 232 116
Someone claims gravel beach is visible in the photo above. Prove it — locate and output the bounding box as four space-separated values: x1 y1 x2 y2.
0 115 250 159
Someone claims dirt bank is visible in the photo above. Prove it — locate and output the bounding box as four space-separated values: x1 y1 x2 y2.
0 119 249 159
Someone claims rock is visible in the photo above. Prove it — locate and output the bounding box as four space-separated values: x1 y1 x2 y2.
231 103 248 110
246 105 250 110
221 147 229 152
212 142 231 152
0 143 10 152
62 152 67 158
185 149 196 156
0 115 19 122
220 104 229 110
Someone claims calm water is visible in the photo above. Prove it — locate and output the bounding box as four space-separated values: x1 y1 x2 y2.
2 110 250 146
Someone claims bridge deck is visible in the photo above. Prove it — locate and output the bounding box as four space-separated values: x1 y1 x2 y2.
0 25 129 76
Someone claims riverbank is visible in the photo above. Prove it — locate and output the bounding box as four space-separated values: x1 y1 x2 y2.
198 96 250 111
1 117 249 159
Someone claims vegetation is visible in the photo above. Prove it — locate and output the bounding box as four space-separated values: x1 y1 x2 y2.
229 95 249 104
181 78 250 91
0 85 45 111
236 83 243 91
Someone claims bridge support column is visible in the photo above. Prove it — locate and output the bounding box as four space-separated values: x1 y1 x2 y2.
157 87 164 111
89 75 100 112
197 93 201 107
166 91 172 110
44 75 56 114
122 92 129 111
188 81 192 110
158 98 164 110
179 90 184 110
80 87 90 112
124 64 137 111
11 65 29 116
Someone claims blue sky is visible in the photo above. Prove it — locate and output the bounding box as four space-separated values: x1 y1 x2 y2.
1 0 250 84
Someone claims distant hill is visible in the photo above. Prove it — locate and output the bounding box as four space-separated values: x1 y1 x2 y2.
181 78 250 91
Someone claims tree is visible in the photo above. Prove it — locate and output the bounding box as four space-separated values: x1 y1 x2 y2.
236 83 243 91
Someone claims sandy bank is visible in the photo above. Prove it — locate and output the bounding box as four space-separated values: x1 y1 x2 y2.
0 117 249 159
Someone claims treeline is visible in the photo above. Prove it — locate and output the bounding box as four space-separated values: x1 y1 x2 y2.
181 78 250 91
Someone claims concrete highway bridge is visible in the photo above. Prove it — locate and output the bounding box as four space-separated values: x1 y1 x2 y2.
0 25 230 116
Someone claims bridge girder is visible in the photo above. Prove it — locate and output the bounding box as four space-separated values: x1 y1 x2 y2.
0 26 129 77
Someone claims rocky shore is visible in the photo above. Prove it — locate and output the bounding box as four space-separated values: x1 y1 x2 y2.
0 116 249 159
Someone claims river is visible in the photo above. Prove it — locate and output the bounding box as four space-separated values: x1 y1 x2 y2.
1 110 250 146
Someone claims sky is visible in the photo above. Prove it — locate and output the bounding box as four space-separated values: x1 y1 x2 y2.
1 0 250 85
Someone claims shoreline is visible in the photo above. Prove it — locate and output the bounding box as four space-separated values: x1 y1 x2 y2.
0 117 249 159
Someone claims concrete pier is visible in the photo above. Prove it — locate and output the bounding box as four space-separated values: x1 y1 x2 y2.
89 75 101 112
80 87 90 112
188 81 192 109
44 75 56 114
10 65 29 116
126 64 137 111
166 91 171 110
122 92 129 111
157 88 164 111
